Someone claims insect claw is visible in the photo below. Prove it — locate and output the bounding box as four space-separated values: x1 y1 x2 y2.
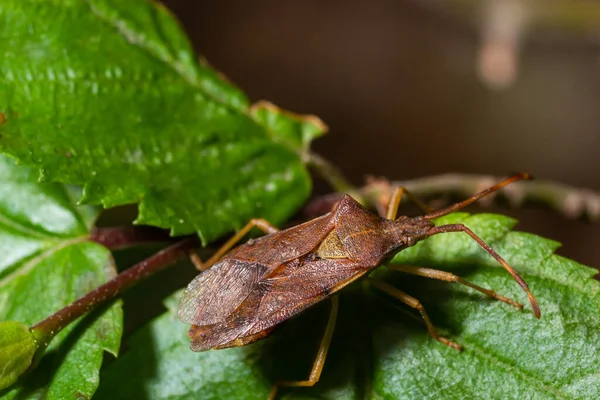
438 337 462 351
512 301 524 311
529 293 541 319
493 293 523 310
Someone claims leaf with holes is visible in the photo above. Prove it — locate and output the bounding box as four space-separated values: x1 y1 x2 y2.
0 0 325 242
0 155 122 399
98 213 600 399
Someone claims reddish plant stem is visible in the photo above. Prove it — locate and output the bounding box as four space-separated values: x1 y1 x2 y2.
30 239 195 347
90 226 176 250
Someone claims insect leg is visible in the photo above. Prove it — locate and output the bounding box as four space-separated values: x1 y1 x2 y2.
428 223 540 319
385 186 434 220
387 265 523 309
189 219 279 271
268 296 339 400
366 278 461 350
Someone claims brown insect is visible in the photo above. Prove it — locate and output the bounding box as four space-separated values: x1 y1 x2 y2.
178 173 540 399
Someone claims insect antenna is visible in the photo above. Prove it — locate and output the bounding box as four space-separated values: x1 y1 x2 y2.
422 173 532 221
421 173 540 318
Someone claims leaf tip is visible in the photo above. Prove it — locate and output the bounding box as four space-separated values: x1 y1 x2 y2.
251 100 328 133
250 100 328 149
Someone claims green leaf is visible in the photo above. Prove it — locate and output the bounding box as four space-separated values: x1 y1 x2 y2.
0 155 122 399
98 213 600 399
0 0 325 242
0 322 36 390
249 101 327 152
96 295 273 400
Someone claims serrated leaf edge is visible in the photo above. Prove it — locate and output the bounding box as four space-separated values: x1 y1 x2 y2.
84 0 248 113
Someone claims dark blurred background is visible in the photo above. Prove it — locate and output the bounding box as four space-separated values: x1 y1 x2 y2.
161 0 600 267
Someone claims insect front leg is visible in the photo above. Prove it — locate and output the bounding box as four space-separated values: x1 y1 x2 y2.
189 219 278 271
268 296 339 400
366 278 461 351
387 265 523 310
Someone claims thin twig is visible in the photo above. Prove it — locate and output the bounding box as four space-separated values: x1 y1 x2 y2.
304 172 600 221
305 152 362 199
90 226 176 250
30 239 195 348
388 174 600 220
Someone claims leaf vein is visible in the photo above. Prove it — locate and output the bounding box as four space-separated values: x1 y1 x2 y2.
84 0 236 113
0 235 89 289
0 209 55 240
463 339 570 399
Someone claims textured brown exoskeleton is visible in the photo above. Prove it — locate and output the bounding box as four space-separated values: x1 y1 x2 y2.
178 173 540 399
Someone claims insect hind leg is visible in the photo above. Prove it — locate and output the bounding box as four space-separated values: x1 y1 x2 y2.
387 265 523 310
189 219 278 271
268 296 339 400
366 278 461 351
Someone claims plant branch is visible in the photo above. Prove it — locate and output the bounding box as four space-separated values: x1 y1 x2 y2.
89 226 176 250
29 239 195 348
388 174 600 220
305 152 360 197
304 173 600 221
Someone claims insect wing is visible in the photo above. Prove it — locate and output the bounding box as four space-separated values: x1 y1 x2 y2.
226 211 336 268
179 212 336 327
178 258 268 326
186 258 369 351
237 258 368 339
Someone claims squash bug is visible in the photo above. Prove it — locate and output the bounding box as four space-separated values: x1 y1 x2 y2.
178 173 539 398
